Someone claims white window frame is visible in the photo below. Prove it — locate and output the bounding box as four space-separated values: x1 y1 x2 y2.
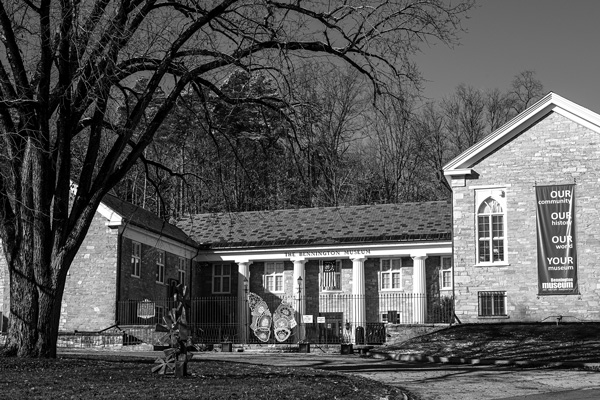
178 257 187 286
440 256 452 290
131 241 141 278
264 261 285 293
380 258 403 290
156 251 165 284
475 189 508 265
320 260 342 291
212 264 231 294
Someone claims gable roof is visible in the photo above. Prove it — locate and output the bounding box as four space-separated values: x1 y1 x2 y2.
176 201 451 249
101 194 197 247
443 92 600 175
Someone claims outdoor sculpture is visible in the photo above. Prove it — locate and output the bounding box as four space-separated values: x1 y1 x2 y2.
248 292 296 342
152 284 193 377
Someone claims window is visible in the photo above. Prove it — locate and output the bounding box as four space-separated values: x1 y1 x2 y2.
478 291 507 317
264 261 284 292
320 260 342 291
156 251 165 284
131 241 141 277
477 192 507 264
380 258 402 290
212 264 231 294
440 256 452 290
381 311 400 324
156 306 165 324
178 257 188 286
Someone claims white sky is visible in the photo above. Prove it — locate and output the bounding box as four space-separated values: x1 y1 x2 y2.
413 0 600 113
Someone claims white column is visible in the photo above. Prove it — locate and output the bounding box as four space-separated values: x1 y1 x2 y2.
351 256 367 343
291 258 307 341
411 254 428 324
236 261 252 344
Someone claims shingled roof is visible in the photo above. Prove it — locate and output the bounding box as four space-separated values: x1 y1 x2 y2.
102 194 197 247
176 201 451 249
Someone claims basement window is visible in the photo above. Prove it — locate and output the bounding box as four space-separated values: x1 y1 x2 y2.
478 291 507 317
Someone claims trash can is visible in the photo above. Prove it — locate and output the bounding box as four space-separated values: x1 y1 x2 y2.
341 343 353 355
355 326 365 344
298 342 310 353
221 342 233 352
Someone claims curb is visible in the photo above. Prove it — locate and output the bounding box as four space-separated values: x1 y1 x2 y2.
369 351 600 370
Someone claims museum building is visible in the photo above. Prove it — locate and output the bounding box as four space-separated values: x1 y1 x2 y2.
444 92 600 323
177 202 453 343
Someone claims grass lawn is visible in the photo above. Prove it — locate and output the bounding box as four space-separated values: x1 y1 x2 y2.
0 353 406 399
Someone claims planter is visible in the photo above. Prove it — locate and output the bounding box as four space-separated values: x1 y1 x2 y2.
221 342 233 352
340 343 353 355
298 343 310 353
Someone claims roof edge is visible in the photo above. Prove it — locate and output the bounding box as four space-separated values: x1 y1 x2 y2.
443 92 600 173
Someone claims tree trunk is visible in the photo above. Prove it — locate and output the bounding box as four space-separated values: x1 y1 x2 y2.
3 255 65 358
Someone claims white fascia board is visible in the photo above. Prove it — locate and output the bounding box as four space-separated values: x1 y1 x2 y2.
443 168 475 177
194 241 452 263
70 181 123 227
443 92 600 173
122 223 197 259
97 202 123 227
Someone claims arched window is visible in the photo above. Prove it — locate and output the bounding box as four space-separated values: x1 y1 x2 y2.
477 197 505 263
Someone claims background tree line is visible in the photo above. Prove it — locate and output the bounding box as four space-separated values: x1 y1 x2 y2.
113 68 544 218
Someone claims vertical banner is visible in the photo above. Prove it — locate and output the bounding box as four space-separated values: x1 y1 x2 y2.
536 184 578 295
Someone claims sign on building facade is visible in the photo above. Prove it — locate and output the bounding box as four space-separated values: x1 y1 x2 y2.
535 184 579 295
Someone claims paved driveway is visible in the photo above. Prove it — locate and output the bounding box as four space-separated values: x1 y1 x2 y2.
192 352 600 400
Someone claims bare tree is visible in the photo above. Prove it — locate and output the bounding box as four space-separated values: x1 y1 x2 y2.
414 101 453 196
286 63 369 207
360 85 423 203
509 70 545 113
485 87 514 131
442 84 487 153
0 0 473 357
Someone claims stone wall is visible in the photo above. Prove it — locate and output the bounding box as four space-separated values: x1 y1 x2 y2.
60 212 119 332
452 112 600 322
384 324 449 346
0 254 6 332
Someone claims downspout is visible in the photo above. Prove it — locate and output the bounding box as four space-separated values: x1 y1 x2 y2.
115 229 123 325
451 190 457 326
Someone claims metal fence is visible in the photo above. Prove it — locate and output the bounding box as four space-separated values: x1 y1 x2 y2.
117 293 454 345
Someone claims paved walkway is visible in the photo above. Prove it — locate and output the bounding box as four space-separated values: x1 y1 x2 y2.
191 352 600 400
59 348 600 400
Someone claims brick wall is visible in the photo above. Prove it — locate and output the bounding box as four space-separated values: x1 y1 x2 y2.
118 237 189 301
452 112 600 322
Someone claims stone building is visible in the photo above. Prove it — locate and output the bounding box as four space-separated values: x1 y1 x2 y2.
444 92 600 323
0 194 197 332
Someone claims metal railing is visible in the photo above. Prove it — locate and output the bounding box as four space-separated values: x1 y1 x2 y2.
117 293 454 345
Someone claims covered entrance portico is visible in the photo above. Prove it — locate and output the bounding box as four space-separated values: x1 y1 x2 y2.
194 241 452 345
